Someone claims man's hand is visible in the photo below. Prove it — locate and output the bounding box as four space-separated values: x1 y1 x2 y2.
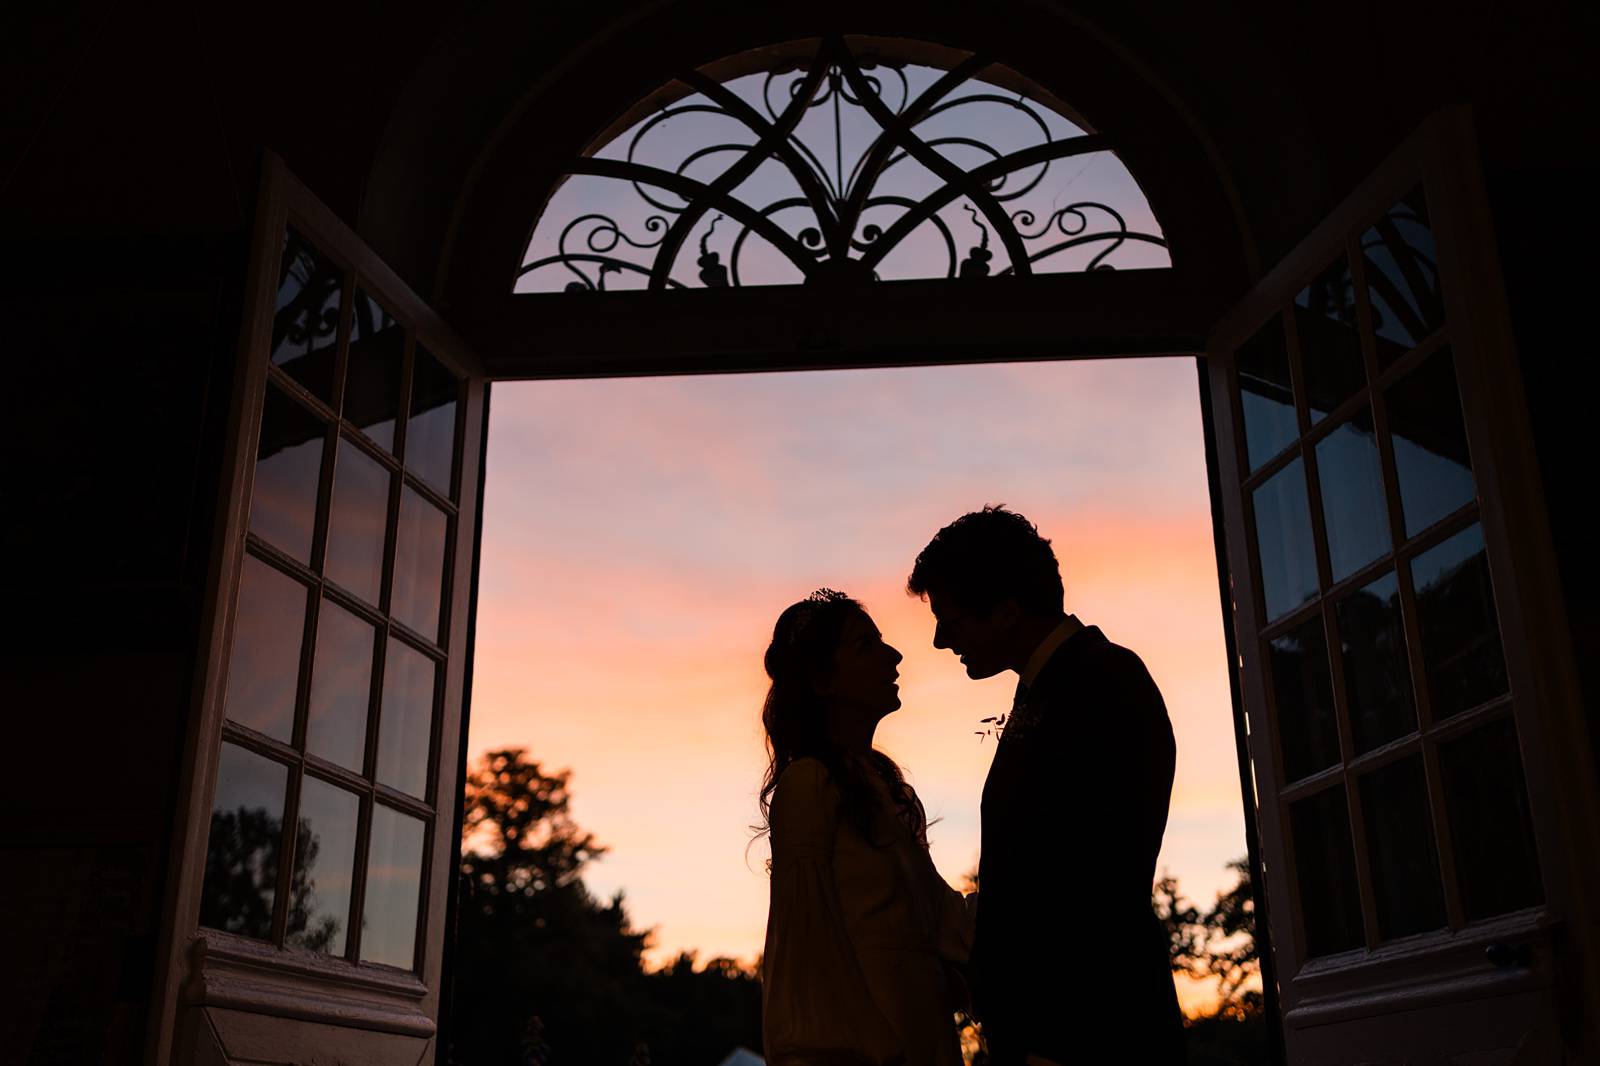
1023 1056 1063 1066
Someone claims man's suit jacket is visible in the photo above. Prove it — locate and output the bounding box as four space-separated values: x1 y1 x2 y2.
973 624 1184 1064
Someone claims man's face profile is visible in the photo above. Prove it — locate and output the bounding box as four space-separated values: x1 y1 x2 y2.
928 592 1013 679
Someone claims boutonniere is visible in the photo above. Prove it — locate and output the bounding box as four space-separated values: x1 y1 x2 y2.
975 712 1008 743
976 690 1041 743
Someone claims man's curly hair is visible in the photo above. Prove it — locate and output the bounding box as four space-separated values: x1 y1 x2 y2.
906 504 1064 617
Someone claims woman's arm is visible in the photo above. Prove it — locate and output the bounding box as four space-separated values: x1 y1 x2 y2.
762 758 904 1066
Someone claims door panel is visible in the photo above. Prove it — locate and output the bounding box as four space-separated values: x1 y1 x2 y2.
1205 111 1600 1063
151 153 487 1065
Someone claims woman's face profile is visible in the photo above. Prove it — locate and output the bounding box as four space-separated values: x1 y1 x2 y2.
820 611 904 721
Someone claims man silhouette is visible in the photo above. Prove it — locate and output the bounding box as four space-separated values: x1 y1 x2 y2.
909 506 1183 1065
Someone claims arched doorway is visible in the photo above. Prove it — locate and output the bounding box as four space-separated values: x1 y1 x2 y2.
153 9 1600 1065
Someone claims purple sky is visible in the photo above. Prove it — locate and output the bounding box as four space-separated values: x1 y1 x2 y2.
468 356 1248 1014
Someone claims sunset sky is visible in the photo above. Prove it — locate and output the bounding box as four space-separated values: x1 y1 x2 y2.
467 356 1247 1014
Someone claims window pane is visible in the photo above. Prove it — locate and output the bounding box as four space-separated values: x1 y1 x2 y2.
305 597 375 773
1337 571 1416 753
1362 187 1444 365
1236 316 1298 472
285 775 360 956
1268 615 1340 782
345 289 405 452
1314 406 1391 582
1386 346 1475 539
407 345 460 495
378 638 436 800
1290 785 1365 956
200 743 288 940
1253 457 1320 622
325 439 391 605
1359 755 1445 939
1412 524 1508 718
225 555 306 742
393 486 448 640
362 804 426 969
1294 255 1366 421
1440 717 1543 920
249 384 325 565
272 227 343 403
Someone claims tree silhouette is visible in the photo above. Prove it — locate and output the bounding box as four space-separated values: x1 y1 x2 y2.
200 806 342 953
1155 856 1261 1019
199 806 281 939
448 748 761 1066
1154 858 1268 1066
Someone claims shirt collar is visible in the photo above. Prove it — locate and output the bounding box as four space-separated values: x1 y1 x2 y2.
1019 615 1084 690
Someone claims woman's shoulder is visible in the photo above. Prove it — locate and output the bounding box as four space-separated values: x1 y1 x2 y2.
768 752 844 816
774 756 834 797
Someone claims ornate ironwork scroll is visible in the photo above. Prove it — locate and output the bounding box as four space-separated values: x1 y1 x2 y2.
517 36 1170 291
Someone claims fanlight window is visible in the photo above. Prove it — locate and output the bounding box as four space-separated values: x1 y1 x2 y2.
518 36 1170 291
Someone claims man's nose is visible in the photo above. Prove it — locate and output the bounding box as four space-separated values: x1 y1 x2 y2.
932 623 949 649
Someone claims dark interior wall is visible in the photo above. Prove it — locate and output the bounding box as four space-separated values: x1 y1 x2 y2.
0 233 243 1063
3 2 1598 1062
1491 168 1600 786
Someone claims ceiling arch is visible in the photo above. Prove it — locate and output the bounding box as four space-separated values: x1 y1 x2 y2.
361 0 1268 364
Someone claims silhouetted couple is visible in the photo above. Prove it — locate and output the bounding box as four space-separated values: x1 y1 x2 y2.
758 506 1183 1065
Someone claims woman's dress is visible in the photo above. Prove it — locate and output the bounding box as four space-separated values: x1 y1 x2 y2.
762 757 972 1066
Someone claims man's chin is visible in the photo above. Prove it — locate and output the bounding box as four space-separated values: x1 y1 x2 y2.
964 661 1002 680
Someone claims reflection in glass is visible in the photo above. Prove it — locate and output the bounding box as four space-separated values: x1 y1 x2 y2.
363 804 426 969
1386 347 1475 538
250 384 325 565
1337 571 1416 753
345 289 405 452
200 743 288 940
1441 717 1543 920
325 439 391 605
1253 458 1320 622
1268 615 1340 782
306 597 375 773
1412 524 1508 718
272 227 343 403
1236 316 1298 472
1360 755 1445 939
285 776 360 956
407 346 459 495
225 555 306 742
1314 407 1391 582
1295 255 1366 421
393 487 448 640
378 639 436 799
1290 785 1364 956
1363 187 1443 365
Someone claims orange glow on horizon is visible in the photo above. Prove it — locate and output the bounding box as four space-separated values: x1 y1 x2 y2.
470 359 1251 1015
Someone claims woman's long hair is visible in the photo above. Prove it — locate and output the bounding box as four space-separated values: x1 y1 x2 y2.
755 589 927 851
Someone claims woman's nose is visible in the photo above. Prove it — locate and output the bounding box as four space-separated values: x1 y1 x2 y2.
887 644 903 667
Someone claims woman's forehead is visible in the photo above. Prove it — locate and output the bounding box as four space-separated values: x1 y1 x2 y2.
838 610 879 639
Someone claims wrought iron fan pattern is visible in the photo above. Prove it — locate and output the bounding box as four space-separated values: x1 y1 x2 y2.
517 36 1170 291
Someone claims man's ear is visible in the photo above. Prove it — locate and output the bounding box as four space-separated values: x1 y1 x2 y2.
994 598 1024 631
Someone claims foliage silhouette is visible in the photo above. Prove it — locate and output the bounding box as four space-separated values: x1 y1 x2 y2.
1154 857 1269 1065
200 807 341 953
448 748 761 1066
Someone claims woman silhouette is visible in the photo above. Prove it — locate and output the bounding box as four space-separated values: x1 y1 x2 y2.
758 590 972 1065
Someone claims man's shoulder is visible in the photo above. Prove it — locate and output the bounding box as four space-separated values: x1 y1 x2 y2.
1033 626 1128 685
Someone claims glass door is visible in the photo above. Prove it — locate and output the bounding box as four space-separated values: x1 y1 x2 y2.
152 155 488 1066
1204 111 1600 1064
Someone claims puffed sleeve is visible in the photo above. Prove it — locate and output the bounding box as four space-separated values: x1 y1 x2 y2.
935 879 974 965
762 758 904 1066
